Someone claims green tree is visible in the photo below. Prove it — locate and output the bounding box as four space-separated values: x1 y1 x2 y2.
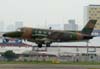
2 50 17 61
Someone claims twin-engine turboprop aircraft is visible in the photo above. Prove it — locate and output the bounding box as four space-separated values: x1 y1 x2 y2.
3 20 97 48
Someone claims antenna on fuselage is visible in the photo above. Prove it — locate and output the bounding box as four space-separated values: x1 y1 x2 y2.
49 27 52 30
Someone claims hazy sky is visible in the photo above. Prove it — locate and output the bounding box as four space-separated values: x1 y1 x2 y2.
0 0 100 28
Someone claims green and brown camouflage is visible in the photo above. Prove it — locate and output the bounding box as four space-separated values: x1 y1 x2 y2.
3 20 97 47
81 20 97 35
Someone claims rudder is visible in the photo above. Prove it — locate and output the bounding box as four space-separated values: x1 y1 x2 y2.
81 20 97 35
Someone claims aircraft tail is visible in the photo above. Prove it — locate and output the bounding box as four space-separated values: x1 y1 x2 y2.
81 20 97 35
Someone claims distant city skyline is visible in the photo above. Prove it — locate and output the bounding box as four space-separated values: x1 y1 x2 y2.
0 0 99 29
64 19 78 31
0 20 23 32
0 19 78 32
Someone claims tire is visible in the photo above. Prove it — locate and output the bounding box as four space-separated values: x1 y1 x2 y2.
46 44 50 47
38 44 42 48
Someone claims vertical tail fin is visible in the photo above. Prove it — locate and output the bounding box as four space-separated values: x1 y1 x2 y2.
81 20 97 35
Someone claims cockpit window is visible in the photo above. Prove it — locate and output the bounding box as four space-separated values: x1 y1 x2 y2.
16 28 21 32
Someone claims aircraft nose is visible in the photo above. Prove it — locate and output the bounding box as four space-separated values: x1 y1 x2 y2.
3 34 7 37
3 31 23 38
3 33 11 37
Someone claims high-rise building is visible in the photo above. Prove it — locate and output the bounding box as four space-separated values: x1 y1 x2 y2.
6 24 15 32
0 21 5 32
64 19 78 31
84 5 100 36
15 21 23 30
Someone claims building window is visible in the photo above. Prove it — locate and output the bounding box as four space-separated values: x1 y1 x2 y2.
94 8 97 10
89 11 91 13
97 11 100 13
97 23 100 25
94 14 97 16
89 17 91 19
90 8 93 10
97 17 100 19
43 31 48 34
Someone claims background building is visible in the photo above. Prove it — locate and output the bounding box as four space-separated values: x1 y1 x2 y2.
15 21 23 30
0 21 5 32
6 24 15 32
64 19 78 31
84 5 100 36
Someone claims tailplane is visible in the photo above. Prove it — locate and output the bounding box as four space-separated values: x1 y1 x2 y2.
81 20 97 35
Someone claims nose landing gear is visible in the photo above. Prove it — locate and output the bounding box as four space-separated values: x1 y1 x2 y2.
37 43 51 48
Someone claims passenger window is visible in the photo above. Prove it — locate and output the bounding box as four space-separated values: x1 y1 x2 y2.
35 30 37 34
38 30 42 34
43 31 47 34
32 30 35 34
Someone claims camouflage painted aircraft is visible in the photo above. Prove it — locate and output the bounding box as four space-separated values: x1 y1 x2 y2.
3 20 97 48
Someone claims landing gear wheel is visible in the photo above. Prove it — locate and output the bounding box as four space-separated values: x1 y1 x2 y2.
46 44 50 47
38 44 42 48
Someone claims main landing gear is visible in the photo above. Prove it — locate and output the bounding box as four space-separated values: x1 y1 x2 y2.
37 43 51 48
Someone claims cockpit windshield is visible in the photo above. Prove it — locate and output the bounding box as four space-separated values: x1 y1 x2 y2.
16 28 21 32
